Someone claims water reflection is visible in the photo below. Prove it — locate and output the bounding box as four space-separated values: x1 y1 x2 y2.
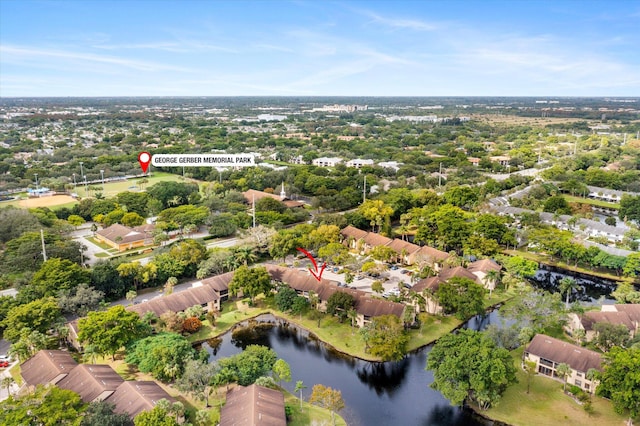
529 266 617 305
202 314 483 426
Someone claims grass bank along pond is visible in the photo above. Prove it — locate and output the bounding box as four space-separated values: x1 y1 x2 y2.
199 314 495 426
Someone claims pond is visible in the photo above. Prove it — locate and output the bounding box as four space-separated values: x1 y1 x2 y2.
202 314 491 426
201 266 616 425
529 265 618 305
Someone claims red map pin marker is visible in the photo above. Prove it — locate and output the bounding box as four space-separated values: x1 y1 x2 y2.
138 152 151 173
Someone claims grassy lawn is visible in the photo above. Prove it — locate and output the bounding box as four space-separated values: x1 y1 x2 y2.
407 314 462 351
564 195 620 209
86 236 113 250
482 348 629 426
8 364 23 386
284 391 347 426
73 171 199 198
503 249 628 283
187 299 270 343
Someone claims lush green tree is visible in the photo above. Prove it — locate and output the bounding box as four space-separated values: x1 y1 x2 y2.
1 297 61 342
371 281 384 294
196 248 233 278
443 186 479 210
133 404 179 426
175 359 218 407
0 207 40 243
120 212 145 227
218 345 278 386
619 195 640 223
115 191 150 217
370 246 397 262
275 285 298 312
436 277 486 320
594 322 630 351
80 401 132 426
326 292 356 322
426 329 517 410
308 224 341 249
255 197 286 213
229 265 273 303
58 283 105 316
598 347 640 424
503 256 538 278
485 324 521 350
500 288 565 332
623 253 640 279
27 258 90 300
126 332 195 381
358 199 394 233
1 231 83 274
78 305 151 360
272 358 292 386
68 214 86 228
269 230 300 262
0 385 86 426
430 204 470 252
290 296 310 317
361 314 409 361
309 384 345 426
146 181 199 209
91 260 128 300
207 213 237 237
611 282 640 304
543 195 572 215
524 360 537 394
158 205 208 229
318 242 350 265
9 329 49 361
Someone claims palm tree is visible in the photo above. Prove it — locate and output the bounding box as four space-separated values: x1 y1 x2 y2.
1 376 15 397
234 246 258 266
294 380 307 413
485 269 501 296
556 363 571 392
559 277 578 309
347 308 358 333
165 276 178 295
168 195 182 207
83 345 100 364
586 368 598 397
523 360 537 394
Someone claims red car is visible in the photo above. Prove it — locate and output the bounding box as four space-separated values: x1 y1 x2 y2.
0 361 9 368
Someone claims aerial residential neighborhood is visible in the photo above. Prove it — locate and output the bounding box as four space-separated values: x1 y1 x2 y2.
1 1 640 426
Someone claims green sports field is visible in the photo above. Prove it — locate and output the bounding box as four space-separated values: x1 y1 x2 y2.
72 172 199 198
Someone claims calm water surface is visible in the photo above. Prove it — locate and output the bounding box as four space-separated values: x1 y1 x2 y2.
202 268 615 426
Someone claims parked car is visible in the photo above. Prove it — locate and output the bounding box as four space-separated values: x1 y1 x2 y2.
390 265 399 270
0 355 11 362
0 361 9 368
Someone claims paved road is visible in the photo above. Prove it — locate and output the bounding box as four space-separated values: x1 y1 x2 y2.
0 359 20 402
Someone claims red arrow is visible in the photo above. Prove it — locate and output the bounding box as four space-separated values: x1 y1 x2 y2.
296 247 327 282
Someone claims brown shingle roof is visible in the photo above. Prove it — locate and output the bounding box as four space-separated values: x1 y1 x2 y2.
581 311 635 332
96 223 154 245
363 232 393 247
412 277 443 293
439 266 479 283
127 285 219 317
525 334 602 373
467 259 502 273
57 364 124 402
416 245 450 261
108 381 175 418
20 350 78 386
200 271 235 291
356 297 405 318
220 384 286 426
612 304 640 324
386 239 421 255
340 225 369 241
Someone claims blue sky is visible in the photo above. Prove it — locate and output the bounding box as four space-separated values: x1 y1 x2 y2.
1 0 639 96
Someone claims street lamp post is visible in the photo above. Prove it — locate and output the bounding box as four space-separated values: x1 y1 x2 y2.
72 173 77 189
79 162 84 179
84 176 88 193
100 170 105 191
34 173 39 191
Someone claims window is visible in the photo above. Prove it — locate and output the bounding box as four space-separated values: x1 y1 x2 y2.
574 379 582 387
585 384 590 391
576 372 582 378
